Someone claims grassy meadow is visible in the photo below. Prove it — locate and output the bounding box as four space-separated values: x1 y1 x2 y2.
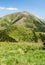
0 42 45 65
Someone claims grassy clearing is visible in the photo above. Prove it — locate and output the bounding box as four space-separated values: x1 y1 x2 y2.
0 42 45 65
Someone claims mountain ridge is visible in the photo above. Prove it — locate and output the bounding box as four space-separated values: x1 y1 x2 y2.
0 11 45 42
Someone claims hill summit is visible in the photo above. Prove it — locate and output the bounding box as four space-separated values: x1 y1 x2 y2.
0 11 45 42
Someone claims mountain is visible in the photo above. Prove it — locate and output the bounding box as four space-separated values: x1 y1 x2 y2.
0 11 45 42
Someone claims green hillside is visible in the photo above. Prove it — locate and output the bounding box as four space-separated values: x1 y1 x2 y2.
0 11 45 42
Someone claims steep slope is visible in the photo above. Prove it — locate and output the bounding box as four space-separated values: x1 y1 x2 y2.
0 11 45 42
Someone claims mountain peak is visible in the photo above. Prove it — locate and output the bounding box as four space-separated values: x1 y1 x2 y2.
21 11 30 16
0 11 45 42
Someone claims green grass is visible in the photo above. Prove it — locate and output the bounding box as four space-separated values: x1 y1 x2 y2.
0 42 45 65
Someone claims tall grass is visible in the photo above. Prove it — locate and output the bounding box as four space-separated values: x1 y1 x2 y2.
0 42 45 65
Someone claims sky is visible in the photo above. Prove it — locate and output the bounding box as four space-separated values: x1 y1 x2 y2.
0 0 45 19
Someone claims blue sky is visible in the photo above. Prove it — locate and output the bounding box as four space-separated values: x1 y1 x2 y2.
0 0 45 19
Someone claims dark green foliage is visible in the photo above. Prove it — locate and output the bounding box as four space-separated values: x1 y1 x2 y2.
0 31 18 42
40 33 45 42
32 31 38 42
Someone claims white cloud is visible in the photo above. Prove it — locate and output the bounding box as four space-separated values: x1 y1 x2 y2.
0 7 5 10
0 7 18 11
6 8 18 11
